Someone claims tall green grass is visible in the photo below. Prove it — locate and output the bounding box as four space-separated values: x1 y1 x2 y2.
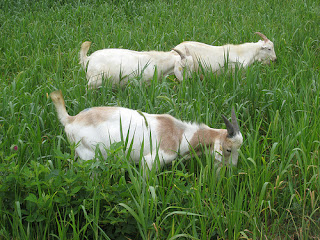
0 0 319 239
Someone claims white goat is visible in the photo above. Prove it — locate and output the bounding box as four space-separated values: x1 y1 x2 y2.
174 32 277 74
79 42 194 89
50 90 243 169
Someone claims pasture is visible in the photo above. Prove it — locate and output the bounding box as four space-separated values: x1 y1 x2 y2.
0 0 319 239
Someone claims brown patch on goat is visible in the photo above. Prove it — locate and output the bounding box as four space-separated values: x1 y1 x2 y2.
70 107 118 126
156 115 184 154
189 128 226 150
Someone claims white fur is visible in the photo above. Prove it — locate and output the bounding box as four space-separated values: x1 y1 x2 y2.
79 42 194 89
64 108 200 169
174 34 277 74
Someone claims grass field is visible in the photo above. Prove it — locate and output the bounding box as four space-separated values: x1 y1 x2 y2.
0 0 319 239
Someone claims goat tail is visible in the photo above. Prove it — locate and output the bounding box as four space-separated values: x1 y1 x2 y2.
79 41 92 70
50 90 71 126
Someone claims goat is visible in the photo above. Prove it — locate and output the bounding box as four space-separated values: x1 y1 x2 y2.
174 32 277 75
50 90 243 169
79 42 194 89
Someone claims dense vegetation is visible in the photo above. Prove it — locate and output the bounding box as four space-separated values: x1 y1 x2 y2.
0 0 319 239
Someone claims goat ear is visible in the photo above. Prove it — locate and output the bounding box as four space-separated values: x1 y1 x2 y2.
172 48 186 60
222 114 235 138
231 107 240 134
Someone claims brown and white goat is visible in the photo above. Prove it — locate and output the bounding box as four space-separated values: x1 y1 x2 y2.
174 32 277 74
50 90 243 169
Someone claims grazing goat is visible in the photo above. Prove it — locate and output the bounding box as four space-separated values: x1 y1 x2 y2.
79 41 194 89
50 90 243 169
174 32 277 74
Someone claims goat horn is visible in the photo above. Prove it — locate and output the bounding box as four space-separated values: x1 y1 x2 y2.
231 107 240 134
172 48 186 60
255 32 268 42
222 114 235 138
